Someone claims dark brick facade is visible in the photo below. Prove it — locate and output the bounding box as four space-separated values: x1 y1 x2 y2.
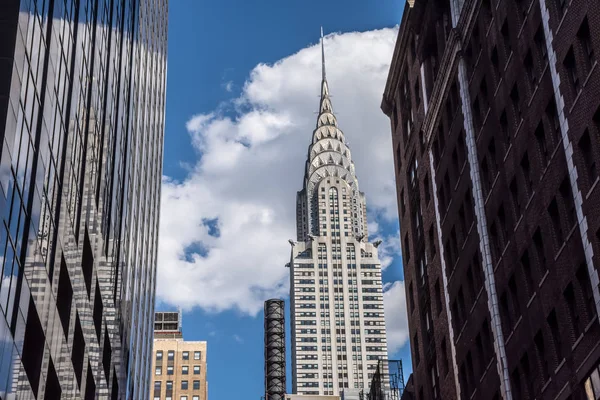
382 0 600 399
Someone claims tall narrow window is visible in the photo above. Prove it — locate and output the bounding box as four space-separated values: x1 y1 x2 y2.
535 122 549 167
564 47 580 96
535 26 548 66
576 264 597 323
564 283 582 340
578 130 597 187
548 198 564 248
533 228 547 274
521 250 535 298
491 47 500 85
545 99 561 145
547 309 563 365
534 330 549 382
510 84 521 123
577 18 594 72
501 20 512 62
559 178 576 229
521 151 532 198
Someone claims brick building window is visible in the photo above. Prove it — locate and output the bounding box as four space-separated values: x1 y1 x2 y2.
501 20 512 63
510 178 521 219
577 18 594 73
524 51 537 95
441 339 449 377
564 282 582 340
534 26 548 67
520 151 533 198
548 198 564 248
521 250 535 298
576 264 597 324
510 84 521 124
533 228 547 275
545 99 561 144
491 47 501 87
534 330 550 383
535 121 550 168
547 309 563 365
578 129 598 189
564 47 581 97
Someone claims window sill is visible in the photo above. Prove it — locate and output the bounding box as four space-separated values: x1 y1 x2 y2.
553 224 578 261
504 51 514 73
555 0 573 37
569 61 598 115
493 76 504 99
505 315 523 345
554 358 567 375
571 331 585 352
526 291 537 309
538 269 550 289
586 177 600 200
475 108 492 144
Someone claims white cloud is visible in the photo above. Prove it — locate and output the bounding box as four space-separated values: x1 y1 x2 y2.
383 281 410 354
373 229 401 270
158 27 400 315
233 334 244 343
223 81 234 92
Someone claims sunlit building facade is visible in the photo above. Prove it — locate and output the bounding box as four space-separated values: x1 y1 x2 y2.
0 0 167 398
288 31 388 396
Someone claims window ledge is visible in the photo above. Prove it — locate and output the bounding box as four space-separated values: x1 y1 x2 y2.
586 177 600 200
538 269 550 289
526 291 537 309
569 61 598 115
493 76 504 99
514 213 524 233
571 332 585 352
502 142 513 164
541 376 553 394
504 51 514 72
554 358 566 375
475 108 492 144
555 0 574 36
505 315 523 345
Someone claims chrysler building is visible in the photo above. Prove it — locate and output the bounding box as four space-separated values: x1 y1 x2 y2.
288 29 388 396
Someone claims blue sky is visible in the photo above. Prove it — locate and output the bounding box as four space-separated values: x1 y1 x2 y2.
157 1 409 399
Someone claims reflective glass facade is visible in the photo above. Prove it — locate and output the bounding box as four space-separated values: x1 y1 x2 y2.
0 0 167 398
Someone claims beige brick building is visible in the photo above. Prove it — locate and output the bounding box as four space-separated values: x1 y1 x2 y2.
150 312 208 400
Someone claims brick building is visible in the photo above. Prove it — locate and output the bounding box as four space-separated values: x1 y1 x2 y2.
381 0 600 399
151 311 208 400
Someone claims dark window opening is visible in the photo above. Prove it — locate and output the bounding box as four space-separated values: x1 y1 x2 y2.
577 17 594 73
535 121 550 167
564 282 582 341
22 297 45 394
93 280 103 342
57 254 73 337
73 313 85 387
548 198 564 248
578 130 597 187
564 47 580 96
547 309 563 365
82 229 94 297
85 362 96 400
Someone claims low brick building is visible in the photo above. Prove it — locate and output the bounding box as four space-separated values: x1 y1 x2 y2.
150 311 208 400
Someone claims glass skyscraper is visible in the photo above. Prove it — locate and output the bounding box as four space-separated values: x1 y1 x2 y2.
288 30 388 396
0 0 167 398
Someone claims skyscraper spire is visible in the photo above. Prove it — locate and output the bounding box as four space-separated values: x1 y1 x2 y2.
321 26 326 81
